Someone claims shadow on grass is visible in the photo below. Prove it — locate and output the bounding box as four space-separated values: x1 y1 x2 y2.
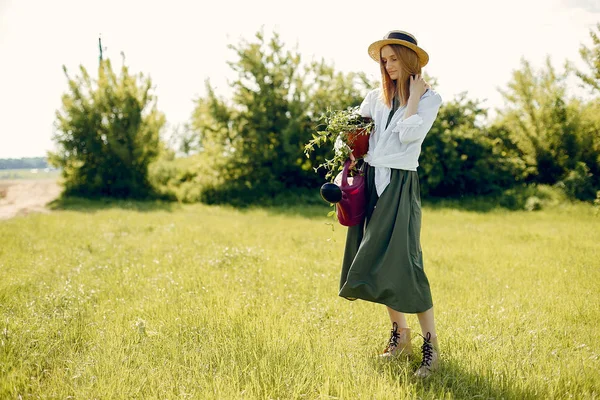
248 184 540 218
372 357 537 399
252 191 512 220
422 196 509 213
252 203 334 220
48 195 181 214
46 183 574 219
260 183 573 217
231 189 335 220
242 189 510 220
423 183 573 213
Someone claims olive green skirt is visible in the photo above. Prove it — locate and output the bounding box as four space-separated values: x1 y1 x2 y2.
339 164 433 313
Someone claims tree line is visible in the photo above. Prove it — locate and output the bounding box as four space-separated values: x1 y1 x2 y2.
50 26 600 205
0 157 49 170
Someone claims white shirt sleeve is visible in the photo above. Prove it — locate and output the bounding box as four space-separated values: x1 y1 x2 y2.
393 92 442 144
358 90 377 118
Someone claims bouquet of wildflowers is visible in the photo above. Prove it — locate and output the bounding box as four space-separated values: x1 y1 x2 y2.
304 106 373 181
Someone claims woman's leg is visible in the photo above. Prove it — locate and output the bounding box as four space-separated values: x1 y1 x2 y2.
416 307 437 340
387 306 409 328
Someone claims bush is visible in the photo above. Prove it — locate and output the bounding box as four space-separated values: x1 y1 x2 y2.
498 184 568 210
524 196 543 211
419 95 524 197
187 31 373 206
561 162 597 201
149 151 330 207
49 58 165 199
148 155 210 203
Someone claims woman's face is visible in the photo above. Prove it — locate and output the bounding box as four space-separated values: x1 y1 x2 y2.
380 45 400 80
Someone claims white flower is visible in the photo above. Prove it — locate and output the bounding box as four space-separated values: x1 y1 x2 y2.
334 135 347 155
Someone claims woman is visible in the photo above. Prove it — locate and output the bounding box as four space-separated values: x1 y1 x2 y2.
339 30 442 378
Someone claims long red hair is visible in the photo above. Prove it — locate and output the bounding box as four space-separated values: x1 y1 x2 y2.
380 45 422 108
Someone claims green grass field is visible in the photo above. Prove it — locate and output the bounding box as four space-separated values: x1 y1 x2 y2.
1 199 599 399
0 168 60 181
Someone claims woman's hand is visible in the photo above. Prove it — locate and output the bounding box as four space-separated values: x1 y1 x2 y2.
349 151 357 170
404 75 431 119
409 74 431 99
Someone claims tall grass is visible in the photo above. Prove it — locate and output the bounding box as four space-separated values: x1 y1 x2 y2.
1 200 599 399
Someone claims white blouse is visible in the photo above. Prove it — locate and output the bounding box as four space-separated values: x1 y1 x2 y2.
359 88 442 196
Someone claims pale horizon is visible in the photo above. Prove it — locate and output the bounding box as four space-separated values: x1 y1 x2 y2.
0 0 598 159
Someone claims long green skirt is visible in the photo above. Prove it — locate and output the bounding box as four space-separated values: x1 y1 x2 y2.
338 163 433 313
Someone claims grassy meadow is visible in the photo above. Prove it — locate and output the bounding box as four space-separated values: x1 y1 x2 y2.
0 199 599 399
0 168 61 181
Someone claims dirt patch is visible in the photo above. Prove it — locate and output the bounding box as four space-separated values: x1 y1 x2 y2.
0 180 62 220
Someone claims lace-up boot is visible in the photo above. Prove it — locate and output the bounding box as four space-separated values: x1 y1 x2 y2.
414 332 439 377
380 322 412 358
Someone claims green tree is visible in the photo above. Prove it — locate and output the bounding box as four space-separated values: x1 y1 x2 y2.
570 23 600 199
419 94 525 197
0 157 48 170
50 56 166 198
573 22 600 94
495 57 584 185
167 123 198 157
189 30 371 204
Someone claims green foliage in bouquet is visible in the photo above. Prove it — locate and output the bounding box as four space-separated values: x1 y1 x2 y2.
304 106 373 181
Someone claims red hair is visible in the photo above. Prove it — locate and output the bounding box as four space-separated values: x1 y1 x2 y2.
380 45 422 108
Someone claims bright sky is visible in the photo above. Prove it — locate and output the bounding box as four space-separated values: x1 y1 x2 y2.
0 0 598 158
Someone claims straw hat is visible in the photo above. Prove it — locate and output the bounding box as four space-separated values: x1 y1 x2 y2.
368 30 429 67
